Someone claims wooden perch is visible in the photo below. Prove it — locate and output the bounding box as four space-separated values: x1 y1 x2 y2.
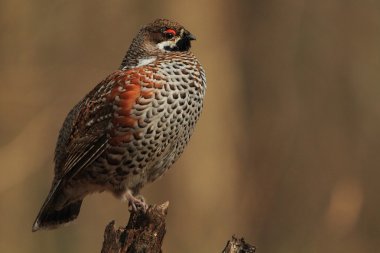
101 202 168 253
101 202 255 253
222 236 256 253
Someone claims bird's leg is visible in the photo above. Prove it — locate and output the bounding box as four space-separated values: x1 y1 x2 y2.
123 190 148 212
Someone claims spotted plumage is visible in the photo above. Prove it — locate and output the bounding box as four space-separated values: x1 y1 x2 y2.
32 18 206 231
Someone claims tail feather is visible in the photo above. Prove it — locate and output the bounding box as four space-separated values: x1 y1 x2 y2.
32 182 83 232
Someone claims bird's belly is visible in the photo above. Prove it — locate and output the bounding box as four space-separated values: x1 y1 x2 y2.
77 126 187 195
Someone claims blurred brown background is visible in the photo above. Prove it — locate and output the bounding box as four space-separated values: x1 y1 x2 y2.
1 0 380 252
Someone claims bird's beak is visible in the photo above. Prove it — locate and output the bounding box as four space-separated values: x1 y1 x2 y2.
175 31 196 51
185 32 197 41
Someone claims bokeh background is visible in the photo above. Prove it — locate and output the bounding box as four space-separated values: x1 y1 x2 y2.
1 0 380 252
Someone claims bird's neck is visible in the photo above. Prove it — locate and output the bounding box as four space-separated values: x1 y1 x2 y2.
119 33 147 70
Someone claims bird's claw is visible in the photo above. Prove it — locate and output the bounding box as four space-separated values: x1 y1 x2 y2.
125 193 148 213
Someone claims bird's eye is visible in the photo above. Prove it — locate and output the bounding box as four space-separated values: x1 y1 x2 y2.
163 29 176 39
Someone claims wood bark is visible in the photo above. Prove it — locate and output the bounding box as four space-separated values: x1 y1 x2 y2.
101 202 255 253
222 236 256 253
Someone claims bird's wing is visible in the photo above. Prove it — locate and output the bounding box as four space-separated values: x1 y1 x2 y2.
54 71 122 179
54 65 164 180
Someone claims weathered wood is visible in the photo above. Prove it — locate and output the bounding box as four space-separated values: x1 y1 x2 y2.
101 201 256 253
222 236 256 253
101 202 168 253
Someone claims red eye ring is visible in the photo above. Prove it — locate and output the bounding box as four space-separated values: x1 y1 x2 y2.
163 29 176 37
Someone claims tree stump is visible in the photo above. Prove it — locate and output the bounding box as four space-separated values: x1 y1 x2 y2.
100 201 255 253
101 202 168 253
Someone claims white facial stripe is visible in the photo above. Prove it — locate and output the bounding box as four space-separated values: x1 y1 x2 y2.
136 56 157 67
157 37 181 51
157 41 173 51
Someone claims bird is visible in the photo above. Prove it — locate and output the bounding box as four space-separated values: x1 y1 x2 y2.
32 18 206 232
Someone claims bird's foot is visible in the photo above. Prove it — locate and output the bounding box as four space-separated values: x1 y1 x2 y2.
124 191 148 213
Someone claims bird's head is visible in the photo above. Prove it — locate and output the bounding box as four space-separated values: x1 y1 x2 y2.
141 18 196 53
121 19 196 69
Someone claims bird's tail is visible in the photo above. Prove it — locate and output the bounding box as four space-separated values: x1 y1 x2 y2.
32 182 83 232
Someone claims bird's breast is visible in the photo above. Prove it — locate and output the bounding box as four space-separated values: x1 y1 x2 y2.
97 55 206 190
